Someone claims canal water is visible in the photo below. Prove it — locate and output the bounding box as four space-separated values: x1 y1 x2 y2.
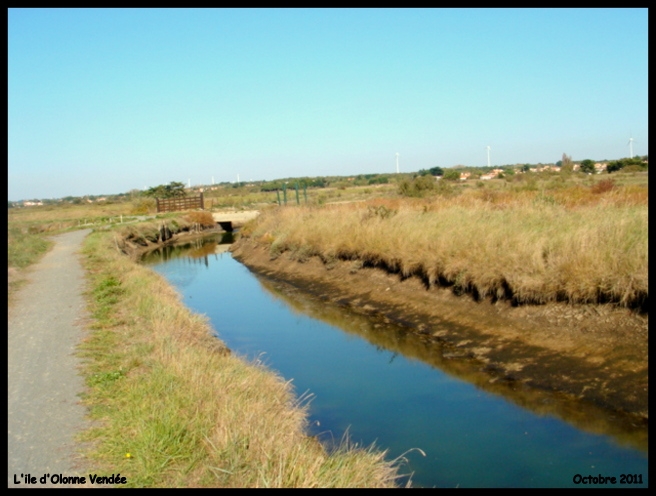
142 234 648 488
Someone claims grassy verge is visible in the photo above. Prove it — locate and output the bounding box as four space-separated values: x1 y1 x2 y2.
7 225 56 303
7 225 55 270
240 179 648 310
77 229 401 487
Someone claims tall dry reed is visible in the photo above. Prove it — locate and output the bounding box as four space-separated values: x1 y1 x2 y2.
242 185 647 309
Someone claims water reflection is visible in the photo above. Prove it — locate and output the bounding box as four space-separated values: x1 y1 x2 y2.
254 275 648 453
142 235 648 487
143 232 234 268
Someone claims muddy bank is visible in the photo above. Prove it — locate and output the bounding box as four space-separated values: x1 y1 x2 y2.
231 238 648 423
118 226 225 261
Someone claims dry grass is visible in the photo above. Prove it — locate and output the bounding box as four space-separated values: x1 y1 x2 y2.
78 231 401 487
185 211 216 228
8 201 133 224
241 182 648 310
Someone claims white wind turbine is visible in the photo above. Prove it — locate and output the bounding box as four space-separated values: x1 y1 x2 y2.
628 136 636 159
486 145 491 167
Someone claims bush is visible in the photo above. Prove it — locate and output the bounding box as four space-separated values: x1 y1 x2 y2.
185 211 216 228
591 179 615 194
442 170 461 181
398 175 435 197
130 197 156 215
621 164 648 173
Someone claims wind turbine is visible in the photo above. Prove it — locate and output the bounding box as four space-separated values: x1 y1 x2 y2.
396 152 400 173
486 146 491 167
628 136 635 158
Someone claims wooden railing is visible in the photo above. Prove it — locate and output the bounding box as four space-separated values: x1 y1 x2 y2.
156 193 204 213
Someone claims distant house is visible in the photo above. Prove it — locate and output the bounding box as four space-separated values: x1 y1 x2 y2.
480 174 494 180
594 163 607 173
459 172 471 181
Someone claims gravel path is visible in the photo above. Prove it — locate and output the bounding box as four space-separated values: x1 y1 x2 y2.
8 229 92 487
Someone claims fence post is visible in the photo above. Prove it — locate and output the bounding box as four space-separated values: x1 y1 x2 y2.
295 182 300 205
276 190 281 206
283 183 287 205
304 184 307 203
200 192 204 210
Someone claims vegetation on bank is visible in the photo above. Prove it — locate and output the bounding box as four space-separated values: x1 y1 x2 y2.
7 226 54 270
77 229 402 487
7 225 56 301
239 177 648 311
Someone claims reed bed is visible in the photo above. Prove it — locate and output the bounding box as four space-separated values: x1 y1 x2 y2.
242 184 648 309
79 231 401 487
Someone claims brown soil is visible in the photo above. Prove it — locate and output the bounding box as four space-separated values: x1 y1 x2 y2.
230 238 648 423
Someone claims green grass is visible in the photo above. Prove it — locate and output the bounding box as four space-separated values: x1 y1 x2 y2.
77 230 401 487
7 225 54 269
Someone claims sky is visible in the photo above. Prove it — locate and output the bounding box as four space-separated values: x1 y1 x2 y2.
8 8 648 201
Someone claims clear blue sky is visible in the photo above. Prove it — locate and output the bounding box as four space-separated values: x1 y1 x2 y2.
8 8 648 201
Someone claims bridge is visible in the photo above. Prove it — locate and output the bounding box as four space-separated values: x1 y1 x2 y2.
212 210 260 232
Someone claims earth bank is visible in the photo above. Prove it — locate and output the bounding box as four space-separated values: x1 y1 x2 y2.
230 237 648 424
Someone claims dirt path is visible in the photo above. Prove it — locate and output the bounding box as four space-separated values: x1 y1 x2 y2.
8 229 92 487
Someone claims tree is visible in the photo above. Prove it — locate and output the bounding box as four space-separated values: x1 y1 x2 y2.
560 153 573 173
443 169 461 181
606 157 647 173
429 166 444 176
580 159 596 174
144 181 187 198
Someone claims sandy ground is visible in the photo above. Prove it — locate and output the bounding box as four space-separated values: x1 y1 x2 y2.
8 229 93 488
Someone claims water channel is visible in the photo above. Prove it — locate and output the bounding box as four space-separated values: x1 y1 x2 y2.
142 234 648 488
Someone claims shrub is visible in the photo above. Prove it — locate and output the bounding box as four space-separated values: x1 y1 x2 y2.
398 175 436 197
442 170 461 181
362 205 397 221
130 197 156 215
591 179 615 194
185 211 216 228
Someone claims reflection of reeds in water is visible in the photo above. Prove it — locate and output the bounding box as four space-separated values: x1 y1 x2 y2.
142 233 234 266
254 274 648 453
189 240 220 259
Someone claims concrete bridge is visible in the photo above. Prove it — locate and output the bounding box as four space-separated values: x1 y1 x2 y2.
212 210 260 232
